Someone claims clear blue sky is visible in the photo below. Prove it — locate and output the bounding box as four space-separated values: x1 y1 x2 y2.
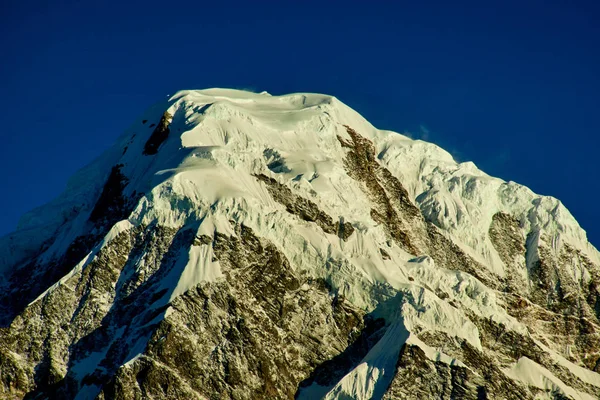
1 0 599 246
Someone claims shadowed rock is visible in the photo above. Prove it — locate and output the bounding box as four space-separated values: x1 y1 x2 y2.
143 111 172 155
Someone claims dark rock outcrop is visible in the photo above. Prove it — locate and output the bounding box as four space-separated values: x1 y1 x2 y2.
254 173 354 241
143 111 172 155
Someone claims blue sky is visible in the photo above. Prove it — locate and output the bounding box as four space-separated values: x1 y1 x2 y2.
1 0 599 246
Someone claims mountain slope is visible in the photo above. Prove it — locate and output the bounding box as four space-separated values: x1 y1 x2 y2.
1 89 599 399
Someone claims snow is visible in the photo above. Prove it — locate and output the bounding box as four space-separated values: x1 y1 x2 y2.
504 357 597 400
406 334 467 368
375 131 600 268
170 240 222 301
533 339 600 389
26 219 134 307
321 321 409 400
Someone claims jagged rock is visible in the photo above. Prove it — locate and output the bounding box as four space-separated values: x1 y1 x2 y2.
383 344 488 400
89 164 131 225
143 111 172 155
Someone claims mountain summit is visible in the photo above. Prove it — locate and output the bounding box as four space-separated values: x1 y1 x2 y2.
1 89 599 399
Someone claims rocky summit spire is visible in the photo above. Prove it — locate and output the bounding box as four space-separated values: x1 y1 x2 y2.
1 89 599 399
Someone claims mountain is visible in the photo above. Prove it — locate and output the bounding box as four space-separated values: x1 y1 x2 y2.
1 89 599 399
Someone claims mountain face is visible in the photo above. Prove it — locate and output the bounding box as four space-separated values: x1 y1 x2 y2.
1 89 599 400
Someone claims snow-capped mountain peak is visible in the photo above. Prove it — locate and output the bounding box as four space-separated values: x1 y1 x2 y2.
1 89 599 399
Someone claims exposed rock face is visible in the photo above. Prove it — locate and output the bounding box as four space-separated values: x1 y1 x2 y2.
1 89 599 399
0 162 137 325
143 111 172 155
99 226 369 399
488 212 600 373
337 125 420 255
383 344 487 400
89 164 132 225
338 125 498 288
254 174 354 241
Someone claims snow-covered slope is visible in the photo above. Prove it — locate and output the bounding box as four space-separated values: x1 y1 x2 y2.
1 89 599 399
